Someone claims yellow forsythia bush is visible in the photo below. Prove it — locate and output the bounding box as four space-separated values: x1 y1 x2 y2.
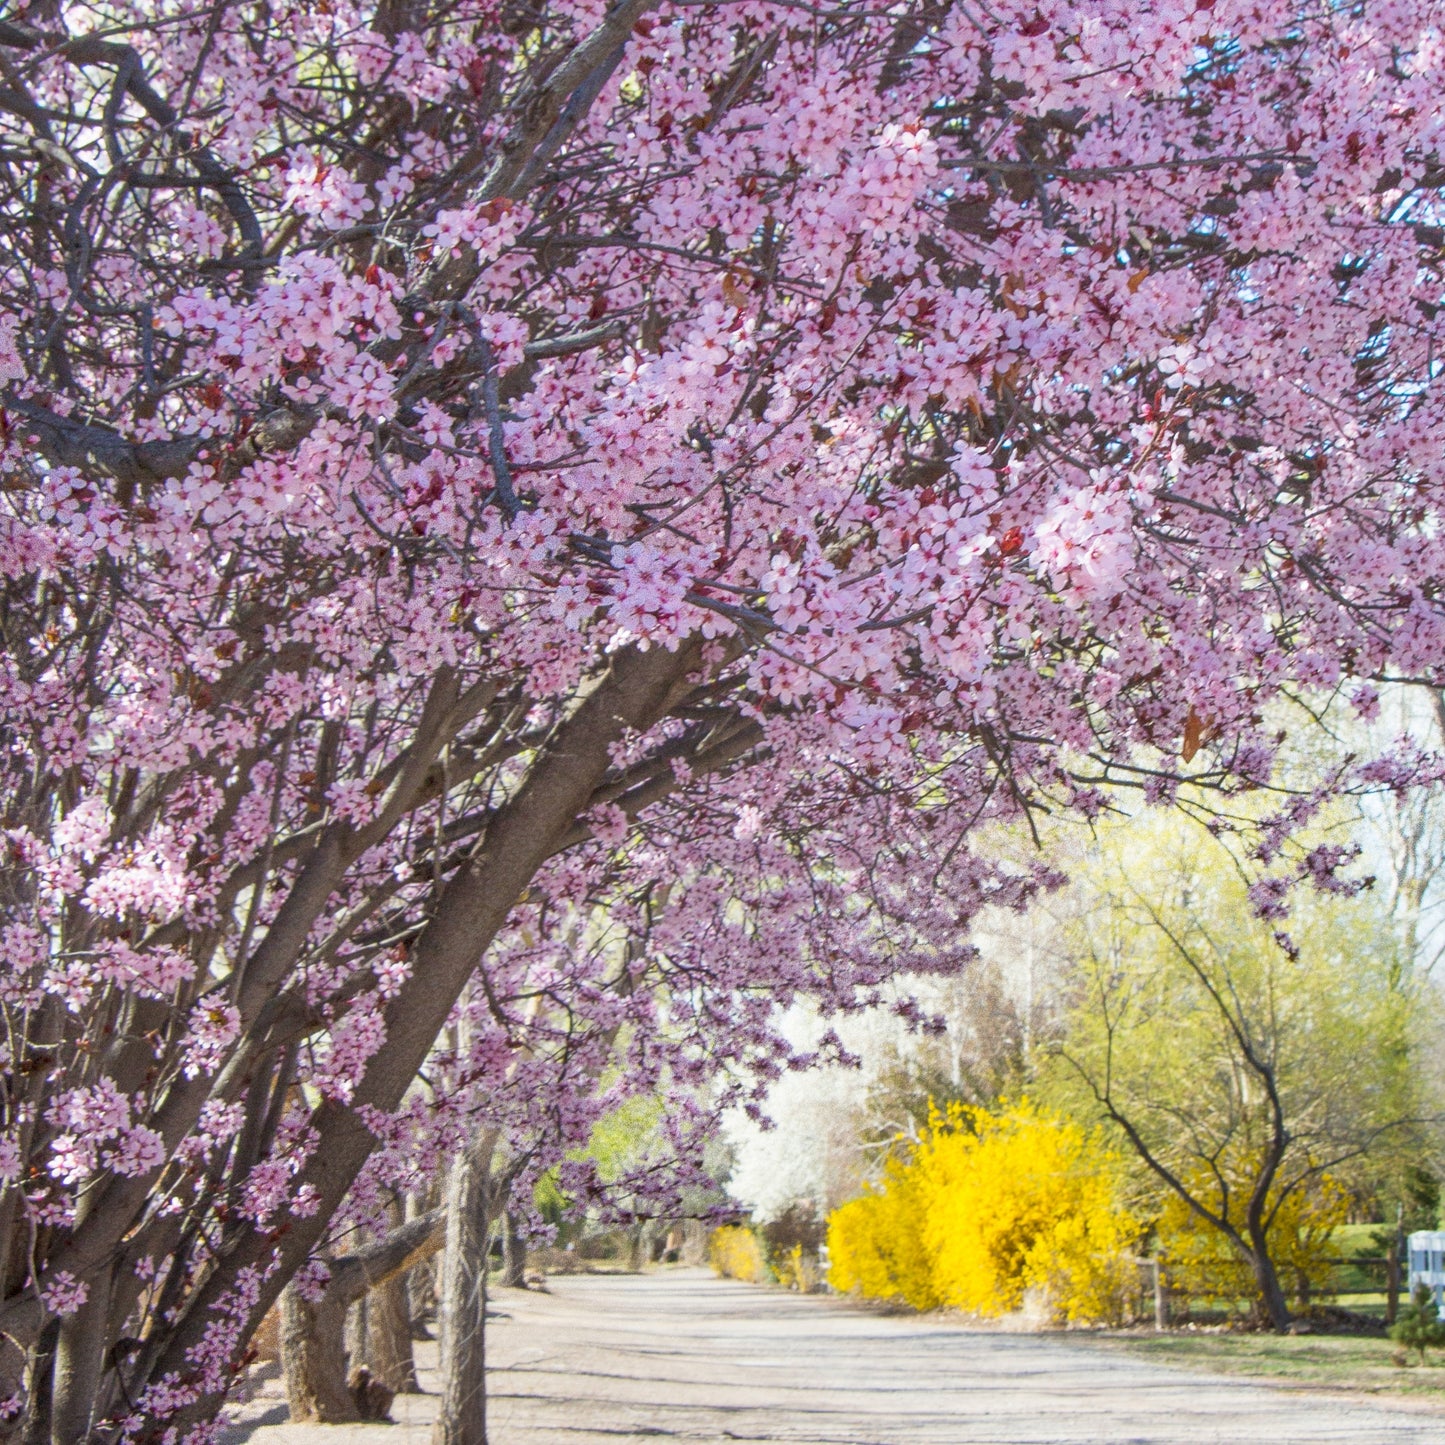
828 1148 942 1309
1156 1165 1347 1312
828 1101 1138 1323
774 1244 823 1293
708 1224 772 1283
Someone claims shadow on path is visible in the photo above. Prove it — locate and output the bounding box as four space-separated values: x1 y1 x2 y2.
223 1268 1445 1444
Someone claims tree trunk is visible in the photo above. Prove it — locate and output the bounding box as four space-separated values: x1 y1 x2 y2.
1149 1259 1168 1330
1387 1218 1404 1325
20 1320 60 1445
281 1207 443 1421
433 1132 498 1445
410 1255 437 1339
49 1271 113 1445
407 1188 438 1338
628 1222 650 1273
1245 1241 1292 1332
137 644 698 1437
1244 1109 1291 1332
281 1282 358 1424
349 1196 419 1398
682 1219 707 1267
501 1211 527 1289
345 1293 367 1378
365 1270 420 1391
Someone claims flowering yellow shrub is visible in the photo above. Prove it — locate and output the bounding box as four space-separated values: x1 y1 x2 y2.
827 1101 1138 1323
708 1224 772 1283
774 1244 824 1293
826 1150 941 1309
1156 1166 1347 1312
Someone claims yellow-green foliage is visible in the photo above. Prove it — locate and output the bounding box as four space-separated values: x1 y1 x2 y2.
1157 1167 1348 1310
709 1225 772 1283
828 1101 1138 1323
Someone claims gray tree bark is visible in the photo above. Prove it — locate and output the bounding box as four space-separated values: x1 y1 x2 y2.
281 1208 443 1422
19 1320 60 1445
45 1266 113 1445
433 1131 499 1445
137 643 720 1438
501 1210 527 1290
407 1187 439 1338
365 1271 419 1391
281 1283 358 1424
364 1197 421 1391
1387 1214 1404 1324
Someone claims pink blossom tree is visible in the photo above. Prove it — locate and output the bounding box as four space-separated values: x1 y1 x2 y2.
2 0 1444 1436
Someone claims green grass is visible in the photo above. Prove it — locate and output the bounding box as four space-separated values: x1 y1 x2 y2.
1333 1223 1388 1258
1326 1224 1391 1299
1085 1223 1445 1397
1084 1330 1445 1399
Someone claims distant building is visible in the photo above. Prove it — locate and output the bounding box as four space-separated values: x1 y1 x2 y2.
1407 1230 1445 1308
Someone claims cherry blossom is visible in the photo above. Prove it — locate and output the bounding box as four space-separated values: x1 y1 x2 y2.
0 0 1443 1437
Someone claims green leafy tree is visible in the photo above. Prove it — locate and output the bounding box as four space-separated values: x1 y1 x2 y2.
1047 813 1431 1332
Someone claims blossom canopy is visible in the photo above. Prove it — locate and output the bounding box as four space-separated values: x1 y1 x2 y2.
0 0 1443 1435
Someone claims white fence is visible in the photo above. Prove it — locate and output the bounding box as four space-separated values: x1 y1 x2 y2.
1407 1229 1445 1308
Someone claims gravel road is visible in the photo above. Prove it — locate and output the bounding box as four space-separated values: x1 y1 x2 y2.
222 1269 1445 1444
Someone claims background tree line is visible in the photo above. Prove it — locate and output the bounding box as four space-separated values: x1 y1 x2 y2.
726 701 1445 1331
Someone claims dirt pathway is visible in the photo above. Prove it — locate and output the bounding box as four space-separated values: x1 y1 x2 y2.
222 1269 1445 1444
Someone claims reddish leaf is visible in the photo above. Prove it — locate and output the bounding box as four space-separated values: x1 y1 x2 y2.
1181 707 1205 763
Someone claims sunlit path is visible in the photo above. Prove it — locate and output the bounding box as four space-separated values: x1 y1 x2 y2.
222 1269 1445 1444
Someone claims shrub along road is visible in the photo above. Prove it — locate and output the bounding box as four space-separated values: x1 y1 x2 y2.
224 1269 1445 1444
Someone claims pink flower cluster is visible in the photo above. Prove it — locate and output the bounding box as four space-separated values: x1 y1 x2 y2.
0 0 1442 1432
